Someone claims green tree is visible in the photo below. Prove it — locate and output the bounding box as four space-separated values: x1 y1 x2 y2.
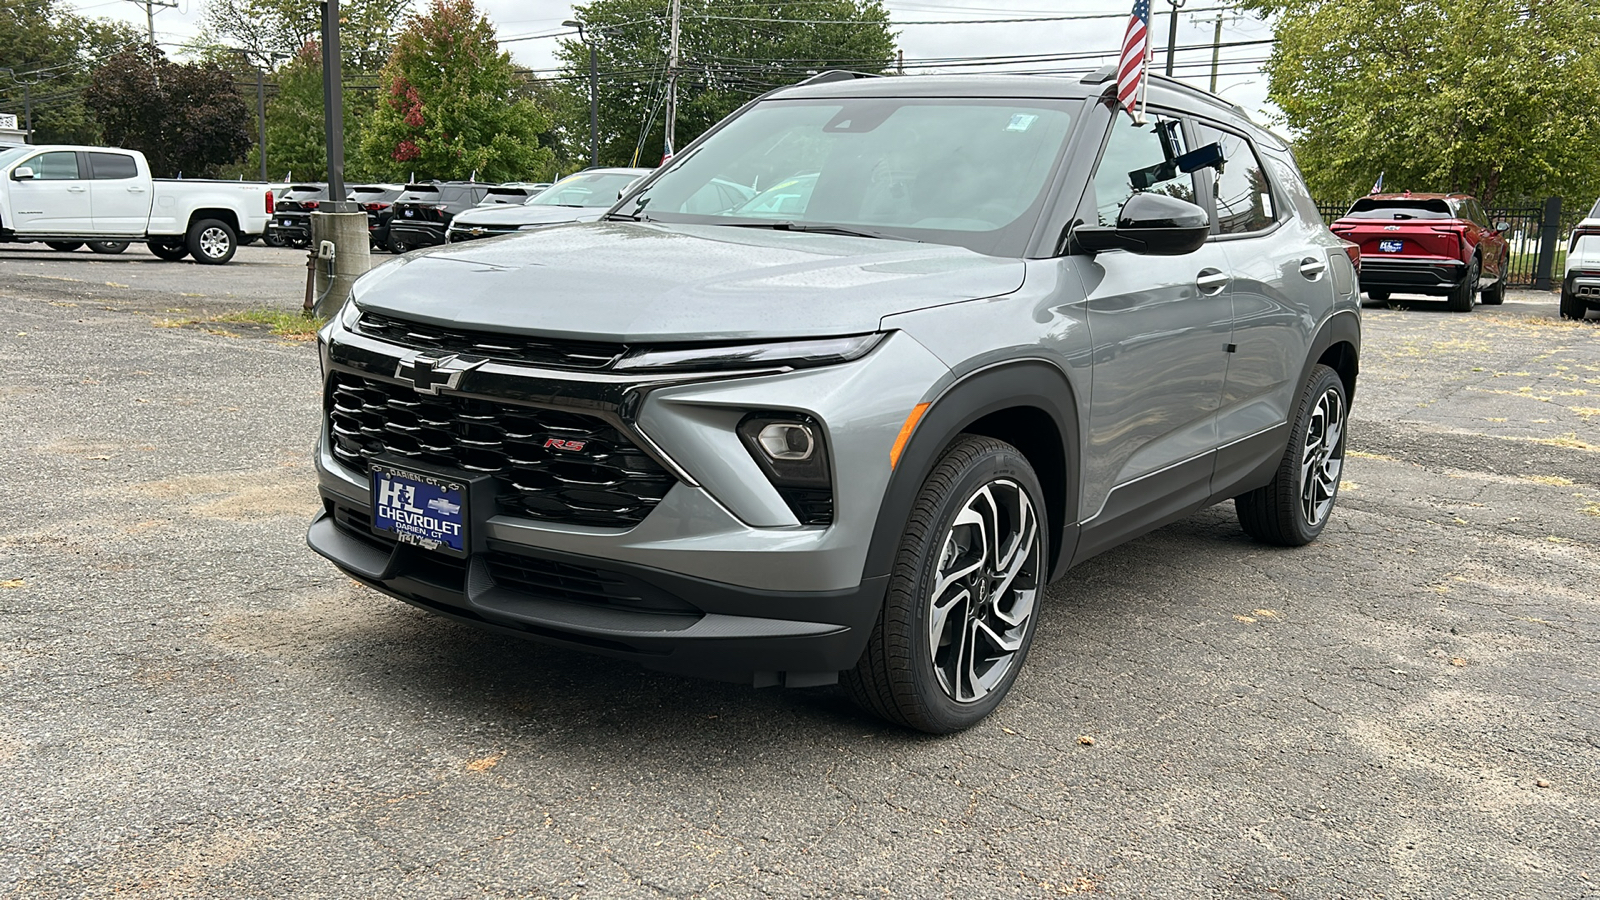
0 0 141 144
360 0 556 182
554 0 895 167
241 42 370 181
198 0 414 70
84 50 254 177
1245 0 1600 208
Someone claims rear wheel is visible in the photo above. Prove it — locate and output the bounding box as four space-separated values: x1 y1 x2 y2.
1560 288 1588 321
1446 258 1479 312
147 240 189 261
187 218 237 265
1236 364 1347 547
262 230 286 248
45 241 84 252
843 435 1046 734
88 241 129 255
1480 262 1506 305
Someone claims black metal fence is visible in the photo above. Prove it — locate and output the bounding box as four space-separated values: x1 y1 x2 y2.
1314 196 1569 289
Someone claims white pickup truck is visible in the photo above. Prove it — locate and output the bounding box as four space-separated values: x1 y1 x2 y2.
0 144 273 265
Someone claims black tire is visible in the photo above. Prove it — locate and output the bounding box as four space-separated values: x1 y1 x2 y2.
843 435 1047 734
88 241 129 255
1365 290 1389 304
1446 257 1478 312
262 230 286 248
45 241 84 252
187 218 237 265
238 234 258 246
285 233 309 250
1480 262 1506 305
1560 288 1588 321
146 240 189 261
1236 364 1348 547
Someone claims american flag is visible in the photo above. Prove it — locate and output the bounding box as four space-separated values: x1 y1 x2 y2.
1118 0 1152 124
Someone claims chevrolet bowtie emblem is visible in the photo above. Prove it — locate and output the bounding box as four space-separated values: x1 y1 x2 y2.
394 352 485 395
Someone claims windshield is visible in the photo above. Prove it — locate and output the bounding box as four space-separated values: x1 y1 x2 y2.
615 97 1077 254
1345 198 1454 220
530 172 644 208
0 146 34 169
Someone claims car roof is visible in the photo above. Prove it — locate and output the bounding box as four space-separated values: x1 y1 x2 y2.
762 70 1283 150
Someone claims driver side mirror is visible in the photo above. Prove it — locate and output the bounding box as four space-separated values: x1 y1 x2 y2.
11 166 35 181
1495 221 1511 234
1073 192 1211 257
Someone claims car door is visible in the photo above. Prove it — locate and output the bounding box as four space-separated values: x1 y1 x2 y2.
1073 111 1234 536
9 150 93 234
1194 121 1328 468
86 151 151 235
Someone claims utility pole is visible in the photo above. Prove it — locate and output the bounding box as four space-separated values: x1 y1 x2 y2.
255 67 267 180
1199 11 1241 92
1164 0 1188 76
320 0 348 207
563 20 600 167
310 0 370 316
896 49 904 75
665 0 681 158
124 0 178 60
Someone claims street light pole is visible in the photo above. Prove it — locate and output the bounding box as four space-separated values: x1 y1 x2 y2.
563 20 599 167
1164 0 1188 76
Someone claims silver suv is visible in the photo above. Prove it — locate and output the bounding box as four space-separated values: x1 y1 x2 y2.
309 71 1361 732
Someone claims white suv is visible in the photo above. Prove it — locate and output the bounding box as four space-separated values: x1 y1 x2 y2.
1563 197 1600 320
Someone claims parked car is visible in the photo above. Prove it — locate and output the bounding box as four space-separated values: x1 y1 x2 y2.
349 183 405 251
475 184 542 207
445 168 654 242
1561 197 1600 320
309 71 1360 732
266 183 328 249
386 182 490 252
0 144 271 264
1330 192 1510 311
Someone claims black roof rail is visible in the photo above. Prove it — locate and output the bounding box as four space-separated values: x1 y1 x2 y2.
1080 65 1116 85
797 70 879 85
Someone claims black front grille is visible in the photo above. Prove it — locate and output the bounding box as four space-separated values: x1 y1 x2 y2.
484 551 700 615
355 312 626 370
327 372 676 527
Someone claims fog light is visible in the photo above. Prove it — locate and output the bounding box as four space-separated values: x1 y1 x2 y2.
758 422 814 460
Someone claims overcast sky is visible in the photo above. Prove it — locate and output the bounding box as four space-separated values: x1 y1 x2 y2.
65 0 1280 124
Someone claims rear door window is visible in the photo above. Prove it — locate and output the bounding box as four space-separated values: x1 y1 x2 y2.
1192 124 1277 234
398 187 441 204
87 152 138 180
1343 198 1453 220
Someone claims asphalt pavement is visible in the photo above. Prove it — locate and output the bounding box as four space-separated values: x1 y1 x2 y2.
1 242 1597 898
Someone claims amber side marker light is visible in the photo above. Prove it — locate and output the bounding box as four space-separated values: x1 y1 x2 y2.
889 403 931 469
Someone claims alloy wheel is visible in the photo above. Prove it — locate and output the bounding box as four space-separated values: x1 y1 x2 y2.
199 227 230 259
927 479 1042 704
1300 387 1345 527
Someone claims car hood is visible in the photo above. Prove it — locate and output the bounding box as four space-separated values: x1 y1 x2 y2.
450 205 603 228
354 222 1026 343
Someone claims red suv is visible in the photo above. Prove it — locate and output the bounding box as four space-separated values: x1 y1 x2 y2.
1331 193 1510 311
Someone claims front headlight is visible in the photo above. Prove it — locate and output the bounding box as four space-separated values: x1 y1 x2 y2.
338 297 362 331
614 333 883 372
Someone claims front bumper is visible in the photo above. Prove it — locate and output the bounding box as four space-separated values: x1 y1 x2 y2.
1358 257 1466 295
308 503 885 684
311 318 950 683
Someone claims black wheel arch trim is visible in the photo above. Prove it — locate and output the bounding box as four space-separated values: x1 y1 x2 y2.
1298 310 1361 407
861 358 1082 584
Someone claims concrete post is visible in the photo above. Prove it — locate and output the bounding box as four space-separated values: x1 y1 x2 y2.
309 210 371 317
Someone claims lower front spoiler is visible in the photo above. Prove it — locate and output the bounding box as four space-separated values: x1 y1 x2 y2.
306 509 886 687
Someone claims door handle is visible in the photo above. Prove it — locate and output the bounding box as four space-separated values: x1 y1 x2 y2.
127 186 146 193
1196 269 1230 295
1299 257 1327 280
67 186 87 193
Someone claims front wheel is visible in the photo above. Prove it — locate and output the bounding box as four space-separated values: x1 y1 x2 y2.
88 241 129 255
45 241 84 252
843 435 1046 733
146 239 189 261
1236 364 1348 546
187 218 237 265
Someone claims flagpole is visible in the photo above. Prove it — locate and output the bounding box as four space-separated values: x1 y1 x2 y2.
1135 29 1152 126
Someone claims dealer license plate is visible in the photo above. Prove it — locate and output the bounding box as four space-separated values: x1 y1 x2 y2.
370 462 468 556
1378 240 1404 253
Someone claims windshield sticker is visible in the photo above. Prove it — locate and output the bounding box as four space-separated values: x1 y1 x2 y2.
1006 114 1039 132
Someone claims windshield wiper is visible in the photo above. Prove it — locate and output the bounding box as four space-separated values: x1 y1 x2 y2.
723 221 919 242
603 210 652 221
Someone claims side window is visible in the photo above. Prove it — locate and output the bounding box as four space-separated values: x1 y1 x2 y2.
1088 115 1196 227
29 152 81 180
1193 124 1276 234
88 152 138 180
